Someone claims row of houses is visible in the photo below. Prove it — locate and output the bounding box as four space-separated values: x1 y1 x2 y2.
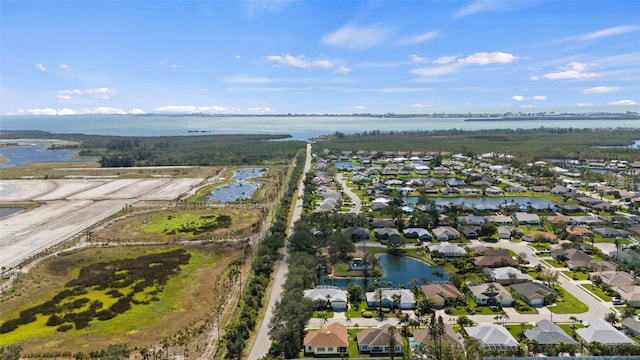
304 317 637 356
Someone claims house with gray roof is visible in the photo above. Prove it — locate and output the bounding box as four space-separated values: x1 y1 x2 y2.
342 226 370 240
592 270 636 287
486 215 514 225
468 282 513 306
431 226 460 241
303 286 348 311
510 281 557 307
483 267 533 285
611 248 640 266
576 319 635 345
466 325 519 351
513 212 541 225
616 285 640 308
524 319 578 347
429 244 466 258
622 317 640 337
374 227 401 240
403 228 432 241
365 289 415 310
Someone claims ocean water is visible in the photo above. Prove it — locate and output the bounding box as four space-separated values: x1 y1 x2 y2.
1 115 638 140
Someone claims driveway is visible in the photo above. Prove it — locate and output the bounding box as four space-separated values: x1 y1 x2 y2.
336 172 362 213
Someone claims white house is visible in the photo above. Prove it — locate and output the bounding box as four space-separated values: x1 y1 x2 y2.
304 286 348 311
366 289 415 309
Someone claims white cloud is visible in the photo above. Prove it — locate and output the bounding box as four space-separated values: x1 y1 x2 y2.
170 64 179 68
201 88 209 93
533 95 547 100
521 104 534 108
410 55 428 64
57 87 115 100
577 103 594 107
247 106 273 113
409 103 431 108
35 64 46 72
453 0 536 19
59 64 69 70
583 86 620 94
82 107 127 115
458 52 517 65
26 108 77 115
267 54 333 69
128 108 146 115
334 66 351 74
411 51 516 78
433 56 458 65
609 100 637 106
235 54 241 59
410 63 463 77
396 30 439 45
353 105 367 110
542 62 599 80
512 95 525 101
154 105 227 114
581 25 640 41
321 23 391 50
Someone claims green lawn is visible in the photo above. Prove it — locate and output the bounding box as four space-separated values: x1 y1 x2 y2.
312 310 335 319
447 301 504 316
550 287 589 314
345 301 369 319
504 323 533 341
544 259 566 268
557 322 585 337
562 270 590 281
529 242 550 251
579 284 612 302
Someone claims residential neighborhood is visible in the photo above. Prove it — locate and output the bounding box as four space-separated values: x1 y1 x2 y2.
295 147 640 358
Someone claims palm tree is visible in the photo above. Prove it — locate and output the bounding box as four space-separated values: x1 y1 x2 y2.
604 311 619 326
374 287 384 317
391 293 402 310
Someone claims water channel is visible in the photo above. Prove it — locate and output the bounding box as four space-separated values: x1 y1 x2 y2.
208 168 265 202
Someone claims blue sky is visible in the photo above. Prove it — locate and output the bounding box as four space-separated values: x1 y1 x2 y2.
1 0 639 115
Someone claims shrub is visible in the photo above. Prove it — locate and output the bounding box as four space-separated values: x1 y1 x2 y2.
57 324 73 332
361 311 373 318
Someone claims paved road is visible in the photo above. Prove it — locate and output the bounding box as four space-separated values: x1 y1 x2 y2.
336 172 362 213
248 144 312 360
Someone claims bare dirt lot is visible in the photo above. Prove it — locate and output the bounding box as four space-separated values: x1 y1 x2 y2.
0 177 203 270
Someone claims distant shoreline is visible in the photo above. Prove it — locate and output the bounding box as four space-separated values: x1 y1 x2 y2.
465 115 640 122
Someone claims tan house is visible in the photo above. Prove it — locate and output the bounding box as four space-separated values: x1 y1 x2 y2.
421 283 464 308
303 322 349 356
592 271 636 287
357 323 403 355
616 285 640 308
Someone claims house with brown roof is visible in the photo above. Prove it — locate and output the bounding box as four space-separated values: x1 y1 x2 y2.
616 285 640 308
474 253 518 268
357 323 403 355
550 248 594 271
303 322 349 356
592 271 636 287
421 283 464 308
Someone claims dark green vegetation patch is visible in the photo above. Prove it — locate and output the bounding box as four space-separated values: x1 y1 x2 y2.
0 131 306 167
0 249 190 334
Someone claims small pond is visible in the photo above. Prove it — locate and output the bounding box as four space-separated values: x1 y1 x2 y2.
0 207 25 219
208 168 265 202
0 146 99 168
327 253 448 289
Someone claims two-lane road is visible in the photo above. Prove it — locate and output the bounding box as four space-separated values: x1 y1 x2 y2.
248 143 312 360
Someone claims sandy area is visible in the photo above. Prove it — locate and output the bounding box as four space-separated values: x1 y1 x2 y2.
0 177 204 269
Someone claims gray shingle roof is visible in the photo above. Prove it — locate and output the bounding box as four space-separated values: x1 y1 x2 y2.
524 319 577 345
576 319 636 345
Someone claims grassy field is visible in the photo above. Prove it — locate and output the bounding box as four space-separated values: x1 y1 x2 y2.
96 208 261 242
562 271 590 281
504 323 533 340
0 243 242 354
